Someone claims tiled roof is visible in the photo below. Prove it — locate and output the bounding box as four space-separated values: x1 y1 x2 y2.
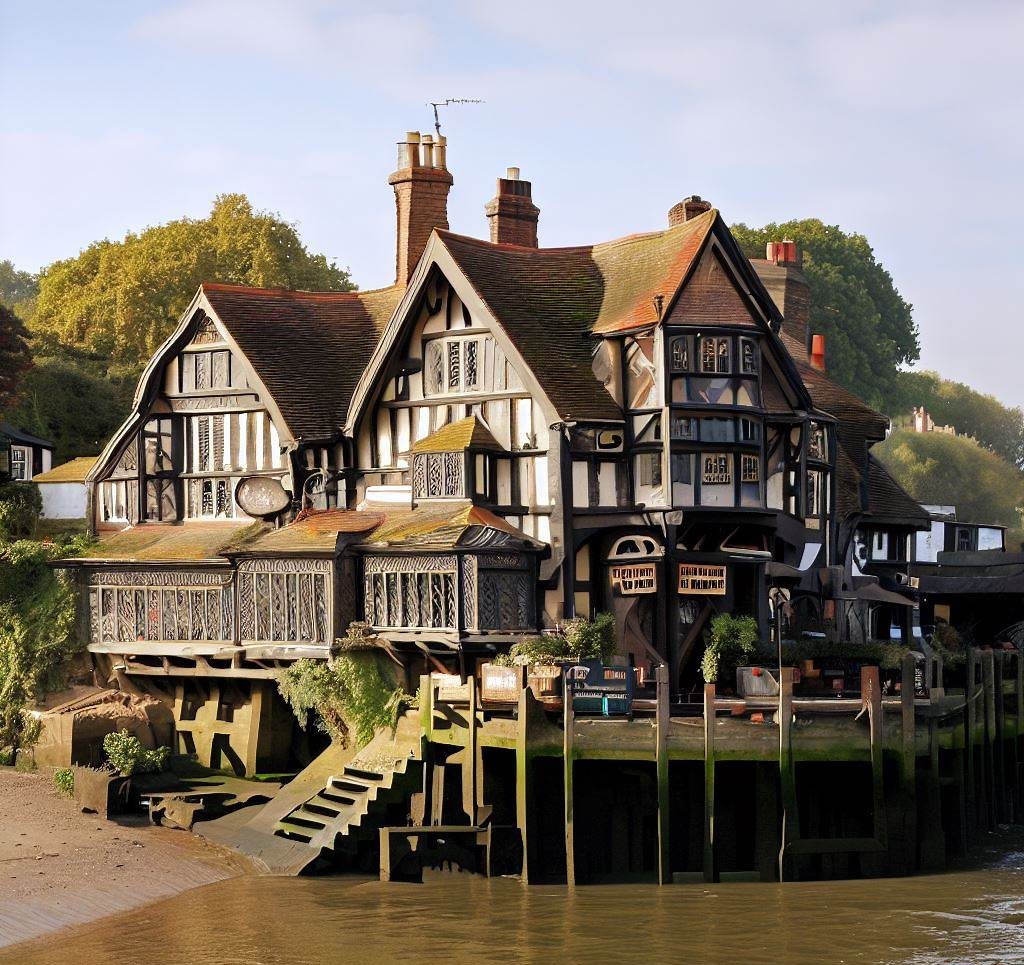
437 210 717 423
0 422 53 449
203 283 402 441
31 456 97 483
409 416 503 454
362 502 540 549
867 455 930 525
240 509 384 554
77 522 268 562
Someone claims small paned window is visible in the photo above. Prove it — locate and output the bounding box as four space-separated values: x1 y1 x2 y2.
809 423 827 461
702 453 732 484
670 415 697 440
413 452 465 498
636 452 663 489
700 418 735 443
740 418 761 443
956 527 974 552
9 447 27 480
741 453 760 483
699 336 731 374
669 336 690 372
741 338 758 375
424 337 487 396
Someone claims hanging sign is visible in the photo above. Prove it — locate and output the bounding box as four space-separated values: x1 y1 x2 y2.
610 563 657 595
678 564 727 595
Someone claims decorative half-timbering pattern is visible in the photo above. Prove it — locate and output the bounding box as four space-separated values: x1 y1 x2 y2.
237 558 331 644
460 556 477 629
363 555 458 630
88 569 234 644
477 551 534 631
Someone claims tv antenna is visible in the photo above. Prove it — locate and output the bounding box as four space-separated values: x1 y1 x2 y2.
428 98 484 137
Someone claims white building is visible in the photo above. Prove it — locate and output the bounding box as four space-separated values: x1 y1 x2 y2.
33 457 96 520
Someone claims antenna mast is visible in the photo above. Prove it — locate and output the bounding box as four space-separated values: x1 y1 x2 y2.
428 98 484 137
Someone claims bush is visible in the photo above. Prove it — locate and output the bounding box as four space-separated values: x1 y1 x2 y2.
102 730 170 777
54 766 74 797
701 614 760 684
505 613 617 667
0 482 41 539
278 649 411 749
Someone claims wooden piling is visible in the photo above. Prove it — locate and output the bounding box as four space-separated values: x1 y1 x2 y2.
462 676 478 823
563 677 575 887
982 649 997 829
1014 651 1023 821
778 666 798 881
655 665 671 885
921 718 944 870
900 652 918 874
964 648 978 837
862 666 886 850
994 652 1007 823
703 682 717 883
516 667 538 883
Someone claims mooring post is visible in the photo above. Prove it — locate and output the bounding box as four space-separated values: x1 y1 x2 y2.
778 666 798 882
1015 651 1023 821
516 665 538 884
994 651 1008 823
982 649 997 829
965 648 978 837
861 666 886 849
900 652 918 874
655 664 671 884
463 675 478 824
563 676 575 887
703 681 717 883
921 717 945 870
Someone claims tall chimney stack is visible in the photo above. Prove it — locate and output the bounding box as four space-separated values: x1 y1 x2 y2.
810 334 827 372
485 167 540 247
758 239 811 357
388 131 454 284
667 195 712 226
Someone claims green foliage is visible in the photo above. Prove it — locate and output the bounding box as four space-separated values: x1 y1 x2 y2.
506 613 617 667
731 219 918 410
0 482 41 539
278 651 410 749
875 430 1024 529
887 370 1024 469
0 533 93 753
0 260 38 309
0 302 32 410
931 622 965 671
102 730 170 777
54 766 75 797
701 614 760 683
31 194 354 373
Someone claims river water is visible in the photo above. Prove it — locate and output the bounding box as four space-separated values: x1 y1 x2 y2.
5 845 1024 965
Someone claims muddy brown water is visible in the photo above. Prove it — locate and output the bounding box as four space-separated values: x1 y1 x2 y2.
4 845 1024 965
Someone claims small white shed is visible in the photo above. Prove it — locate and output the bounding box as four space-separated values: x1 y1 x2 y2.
33 457 96 520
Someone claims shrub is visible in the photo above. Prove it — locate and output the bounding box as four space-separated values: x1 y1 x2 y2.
701 614 760 684
278 648 411 749
506 613 617 667
0 482 41 540
102 730 170 777
54 766 74 797
931 622 966 670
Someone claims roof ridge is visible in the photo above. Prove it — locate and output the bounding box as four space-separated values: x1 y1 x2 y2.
202 282 399 300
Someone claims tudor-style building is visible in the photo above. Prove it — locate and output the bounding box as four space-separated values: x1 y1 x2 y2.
59 130 928 771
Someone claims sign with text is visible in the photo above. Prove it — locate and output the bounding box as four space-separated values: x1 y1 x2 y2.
610 563 657 595
678 564 727 595
564 661 635 716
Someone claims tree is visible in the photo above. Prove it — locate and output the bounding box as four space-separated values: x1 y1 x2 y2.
0 303 32 409
0 261 37 308
888 371 1024 469
731 219 919 410
874 430 1024 530
31 194 354 373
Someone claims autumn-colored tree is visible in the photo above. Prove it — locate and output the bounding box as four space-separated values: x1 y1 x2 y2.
731 219 919 410
0 303 32 409
32 194 354 372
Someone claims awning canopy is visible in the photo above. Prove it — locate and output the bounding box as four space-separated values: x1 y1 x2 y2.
855 583 917 607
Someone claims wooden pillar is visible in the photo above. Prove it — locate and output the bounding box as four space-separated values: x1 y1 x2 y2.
778 666 798 881
563 678 575 887
862 666 886 849
655 665 671 884
900 652 918 874
1014 652 1023 821
702 682 717 883
965 648 978 837
755 762 780 882
921 718 945 870
994 651 1008 823
982 649 997 830
515 668 538 884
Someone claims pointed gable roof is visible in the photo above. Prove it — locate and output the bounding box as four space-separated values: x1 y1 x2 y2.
409 415 503 454
203 282 402 441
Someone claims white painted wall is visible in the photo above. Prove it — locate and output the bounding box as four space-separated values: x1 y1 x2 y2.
39 481 88 519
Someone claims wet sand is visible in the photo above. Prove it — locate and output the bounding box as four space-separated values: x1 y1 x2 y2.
0 769 248 949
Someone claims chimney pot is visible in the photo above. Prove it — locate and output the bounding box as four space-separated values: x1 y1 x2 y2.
810 334 826 372
506 166 520 180
766 239 801 267
486 168 540 247
668 195 712 226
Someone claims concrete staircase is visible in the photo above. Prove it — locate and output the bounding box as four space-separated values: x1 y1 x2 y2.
223 713 423 875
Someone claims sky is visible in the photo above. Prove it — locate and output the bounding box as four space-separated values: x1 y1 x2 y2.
1 0 1022 407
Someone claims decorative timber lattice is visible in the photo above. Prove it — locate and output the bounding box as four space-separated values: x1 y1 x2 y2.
237 558 331 644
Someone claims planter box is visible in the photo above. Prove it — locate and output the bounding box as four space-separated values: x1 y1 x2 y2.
528 664 563 701
479 664 520 704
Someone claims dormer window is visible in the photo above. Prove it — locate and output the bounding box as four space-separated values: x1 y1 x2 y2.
424 336 486 396
699 336 731 374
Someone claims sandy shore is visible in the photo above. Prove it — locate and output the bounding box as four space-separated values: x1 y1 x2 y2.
0 769 249 950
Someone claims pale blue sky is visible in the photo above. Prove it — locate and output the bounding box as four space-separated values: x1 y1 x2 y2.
1 1 1021 406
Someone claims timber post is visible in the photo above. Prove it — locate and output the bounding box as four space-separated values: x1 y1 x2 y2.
516 665 538 884
1015 650 1023 822
702 681 717 883
900 652 918 874
655 664 671 884
563 677 575 887
921 717 945 870
778 666 798 882
994 651 1007 823
982 649 997 830
964 647 978 838
463 675 479 823
862 666 886 849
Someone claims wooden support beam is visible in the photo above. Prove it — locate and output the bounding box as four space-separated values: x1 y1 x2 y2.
778 666 798 882
900 652 918 874
516 668 538 884
755 762 779 882
702 682 717 883
563 678 575 888
920 718 945 871
965 648 978 837
862 666 886 850
1014 652 1023 822
982 649 997 830
462 676 478 823
994 652 1008 824
655 664 671 885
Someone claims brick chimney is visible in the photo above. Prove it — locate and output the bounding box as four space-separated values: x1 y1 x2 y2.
668 196 712 226
388 131 454 284
485 167 540 247
810 334 826 371
756 239 811 357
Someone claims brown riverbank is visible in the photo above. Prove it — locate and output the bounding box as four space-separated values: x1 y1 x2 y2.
0 769 249 950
